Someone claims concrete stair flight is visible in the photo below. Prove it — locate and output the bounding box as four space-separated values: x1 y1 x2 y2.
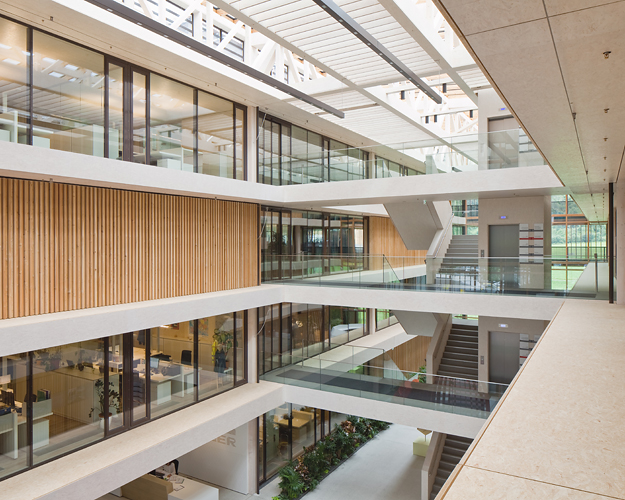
437 324 479 381
430 435 473 500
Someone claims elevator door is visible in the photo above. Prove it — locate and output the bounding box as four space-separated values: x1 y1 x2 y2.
489 225 519 257
489 331 520 384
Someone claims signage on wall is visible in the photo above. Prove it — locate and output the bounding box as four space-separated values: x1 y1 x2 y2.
213 429 237 448
519 223 544 263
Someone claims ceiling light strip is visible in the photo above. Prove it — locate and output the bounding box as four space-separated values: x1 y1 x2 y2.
84 0 345 118
311 0 442 105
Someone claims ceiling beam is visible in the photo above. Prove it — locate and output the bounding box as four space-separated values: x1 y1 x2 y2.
377 0 478 105
83 0 346 118
311 0 442 104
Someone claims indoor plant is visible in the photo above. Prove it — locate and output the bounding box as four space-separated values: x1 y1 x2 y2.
89 379 121 424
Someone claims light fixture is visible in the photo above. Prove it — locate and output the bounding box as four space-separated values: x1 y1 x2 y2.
0 43 11 50
2 58 20 65
49 71 64 78
43 57 57 64
65 64 79 71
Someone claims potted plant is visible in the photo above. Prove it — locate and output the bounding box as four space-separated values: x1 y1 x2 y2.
89 379 121 427
212 328 234 371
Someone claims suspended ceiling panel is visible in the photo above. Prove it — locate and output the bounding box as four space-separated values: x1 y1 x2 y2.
436 0 625 220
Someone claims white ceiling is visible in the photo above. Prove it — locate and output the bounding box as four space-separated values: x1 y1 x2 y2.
435 0 625 221
213 0 488 146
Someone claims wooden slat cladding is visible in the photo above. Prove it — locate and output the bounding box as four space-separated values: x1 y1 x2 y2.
0 177 259 320
387 336 431 374
368 216 426 267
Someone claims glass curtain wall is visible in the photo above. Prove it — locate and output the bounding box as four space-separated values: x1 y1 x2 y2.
0 16 246 179
376 309 398 330
32 30 105 155
261 208 368 282
258 303 369 377
258 113 369 185
0 18 29 145
0 353 29 478
552 195 607 260
0 311 245 481
257 404 334 487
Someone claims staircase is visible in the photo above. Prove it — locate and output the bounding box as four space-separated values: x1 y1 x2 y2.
430 435 473 500
437 324 479 380
442 234 479 266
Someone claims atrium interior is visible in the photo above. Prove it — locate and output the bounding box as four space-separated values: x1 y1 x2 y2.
0 1 622 499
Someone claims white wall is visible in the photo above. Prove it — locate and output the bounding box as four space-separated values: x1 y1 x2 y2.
178 424 250 494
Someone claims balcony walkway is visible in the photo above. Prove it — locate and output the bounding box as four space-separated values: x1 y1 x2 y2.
436 299 625 500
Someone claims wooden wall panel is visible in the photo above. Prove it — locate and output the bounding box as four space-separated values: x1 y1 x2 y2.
368 216 426 268
0 177 259 320
388 336 431 374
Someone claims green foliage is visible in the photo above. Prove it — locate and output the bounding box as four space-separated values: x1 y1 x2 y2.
273 417 390 500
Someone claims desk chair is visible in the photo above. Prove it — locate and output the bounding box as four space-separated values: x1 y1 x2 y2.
180 350 192 366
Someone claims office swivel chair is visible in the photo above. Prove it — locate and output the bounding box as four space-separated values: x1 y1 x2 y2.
180 350 192 366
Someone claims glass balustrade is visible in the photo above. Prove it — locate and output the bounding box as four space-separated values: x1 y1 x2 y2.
261 350 507 419
264 254 613 299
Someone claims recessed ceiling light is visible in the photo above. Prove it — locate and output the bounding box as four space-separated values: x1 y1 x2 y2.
65 64 79 71
43 57 57 64
3 58 20 65
49 71 64 78
69 77 77 82
0 43 11 50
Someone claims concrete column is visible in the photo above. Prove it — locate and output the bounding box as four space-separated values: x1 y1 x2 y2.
247 308 258 383
368 308 377 336
247 419 258 494
615 179 625 304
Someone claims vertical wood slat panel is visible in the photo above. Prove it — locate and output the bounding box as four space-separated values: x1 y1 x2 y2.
0 177 259 320
368 216 427 270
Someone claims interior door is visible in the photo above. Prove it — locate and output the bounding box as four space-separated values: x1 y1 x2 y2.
489 224 519 288
489 331 520 384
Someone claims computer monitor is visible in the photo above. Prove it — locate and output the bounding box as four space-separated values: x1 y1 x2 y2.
150 357 159 370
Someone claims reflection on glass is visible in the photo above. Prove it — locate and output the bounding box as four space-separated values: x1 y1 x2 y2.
132 71 146 163
32 31 105 155
149 322 195 418
132 331 147 422
0 353 29 479
108 334 124 432
235 312 245 383
107 63 124 160
198 313 235 400
0 18 29 145
265 403 290 478
32 340 105 464
235 106 245 180
329 306 367 347
291 405 314 459
150 74 194 172
198 91 234 178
